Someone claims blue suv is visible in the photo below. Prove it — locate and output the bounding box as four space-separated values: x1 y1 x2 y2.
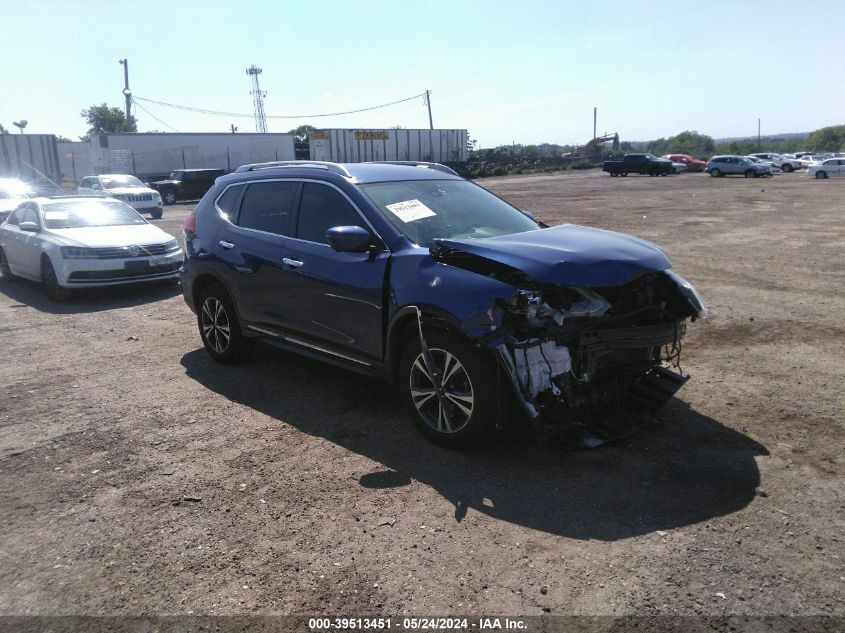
181 161 705 447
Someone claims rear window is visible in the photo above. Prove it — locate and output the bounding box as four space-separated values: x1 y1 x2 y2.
237 181 298 236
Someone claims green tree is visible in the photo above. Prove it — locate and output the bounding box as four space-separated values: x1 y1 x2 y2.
55 135 73 142
805 125 845 152
0 123 8 135
79 103 137 141
287 124 317 144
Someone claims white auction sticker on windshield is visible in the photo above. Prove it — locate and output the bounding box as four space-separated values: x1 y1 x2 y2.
44 211 69 220
385 199 436 223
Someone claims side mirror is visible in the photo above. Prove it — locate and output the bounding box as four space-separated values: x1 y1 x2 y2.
19 221 39 232
326 226 372 253
521 210 537 221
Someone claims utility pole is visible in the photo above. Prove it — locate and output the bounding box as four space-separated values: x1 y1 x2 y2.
424 90 433 130
230 124 238 134
246 65 268 133
758 118 761 151
118 59 131 124
593 107 597 141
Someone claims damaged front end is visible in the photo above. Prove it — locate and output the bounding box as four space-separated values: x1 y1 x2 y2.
430 235 705 443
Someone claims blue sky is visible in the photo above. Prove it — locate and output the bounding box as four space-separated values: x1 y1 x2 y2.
1 0 843 147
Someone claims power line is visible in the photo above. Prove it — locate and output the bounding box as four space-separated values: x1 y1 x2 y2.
131 98 180 132
132 91 428 120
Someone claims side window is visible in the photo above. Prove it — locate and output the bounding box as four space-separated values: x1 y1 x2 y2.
295 183 366 245
7 207 23 225
216 184 245 217
237 181 298 236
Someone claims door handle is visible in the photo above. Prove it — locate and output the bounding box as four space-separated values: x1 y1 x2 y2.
218 240 234 250
282 257 304 268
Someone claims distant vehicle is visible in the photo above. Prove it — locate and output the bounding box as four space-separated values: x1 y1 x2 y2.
149 168 225 205
749 153 800 172
807 158 845 179
705 156 772 178
77 174 164 219
0 196 182 301
670 162 689 174
745 156 780 173
662 154 706 172
795 155 827 168
602 153 674 176
0 178 34 223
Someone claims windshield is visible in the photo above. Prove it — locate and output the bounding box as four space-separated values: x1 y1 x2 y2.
99 175 145 189
359 179 539 247
42 200 147 229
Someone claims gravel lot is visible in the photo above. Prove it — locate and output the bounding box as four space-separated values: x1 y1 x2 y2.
1 170 843 618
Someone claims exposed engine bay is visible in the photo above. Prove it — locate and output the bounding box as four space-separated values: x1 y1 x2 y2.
429 242 706 443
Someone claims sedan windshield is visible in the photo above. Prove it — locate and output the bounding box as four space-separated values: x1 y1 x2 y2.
359 179 539 247
100 175 145 189
42 200 147 229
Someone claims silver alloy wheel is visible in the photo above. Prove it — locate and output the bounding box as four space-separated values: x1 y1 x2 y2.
201 297 231 354
164 191 177 204
409 347 474 434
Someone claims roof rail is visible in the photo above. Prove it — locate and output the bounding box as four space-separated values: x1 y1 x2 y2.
234 160 352 177
363 161 459 176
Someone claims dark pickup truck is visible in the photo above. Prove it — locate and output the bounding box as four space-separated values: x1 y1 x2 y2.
150 168 225 204
602 153 674 177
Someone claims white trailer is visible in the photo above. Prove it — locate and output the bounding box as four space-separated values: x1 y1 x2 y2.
308 129 468 164
89 133 296 179
0 134 61 183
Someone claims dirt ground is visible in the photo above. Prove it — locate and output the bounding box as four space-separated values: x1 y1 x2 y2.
1 170 843 619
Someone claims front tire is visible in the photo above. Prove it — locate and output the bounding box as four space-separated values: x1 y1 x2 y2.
744 169 756 178
41 257 70 302
197 283 248 363
815 171 828 179
150 208 163 219
0 247 16 281
710 168 721 178
782 164 794 173
162 190 177 205
398 330 499 448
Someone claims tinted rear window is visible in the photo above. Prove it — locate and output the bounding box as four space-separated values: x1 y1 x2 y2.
237 181 298 236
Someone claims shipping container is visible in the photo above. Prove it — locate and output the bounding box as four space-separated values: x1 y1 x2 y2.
57 142 94 187
308 129 468 164
0 134 61 183
88 133 296 180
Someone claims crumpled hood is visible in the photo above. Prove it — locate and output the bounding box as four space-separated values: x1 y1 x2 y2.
433 224 672 287
47 224 176 248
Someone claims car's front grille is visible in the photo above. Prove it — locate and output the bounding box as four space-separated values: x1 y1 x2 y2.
115 193 155 202
96 243 176 258
68 260 181 280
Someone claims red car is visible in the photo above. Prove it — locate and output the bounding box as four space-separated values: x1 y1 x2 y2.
663 154 706 172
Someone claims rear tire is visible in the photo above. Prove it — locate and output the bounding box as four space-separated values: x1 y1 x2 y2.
0 247 16 281
744 169 756 178
197 283 248 363
41 257 70 302
398 330 499 449
782 164 794 173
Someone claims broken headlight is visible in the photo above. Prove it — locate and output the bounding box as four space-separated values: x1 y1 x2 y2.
665 270 706 318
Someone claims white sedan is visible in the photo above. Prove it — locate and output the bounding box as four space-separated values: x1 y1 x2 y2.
807 158 845 179
0 196 183 301
78 174 163 219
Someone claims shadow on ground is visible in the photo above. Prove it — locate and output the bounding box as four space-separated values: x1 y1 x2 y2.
181 345 767 541
0 277 181 314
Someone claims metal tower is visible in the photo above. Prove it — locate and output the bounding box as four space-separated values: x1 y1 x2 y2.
246 65 268 133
